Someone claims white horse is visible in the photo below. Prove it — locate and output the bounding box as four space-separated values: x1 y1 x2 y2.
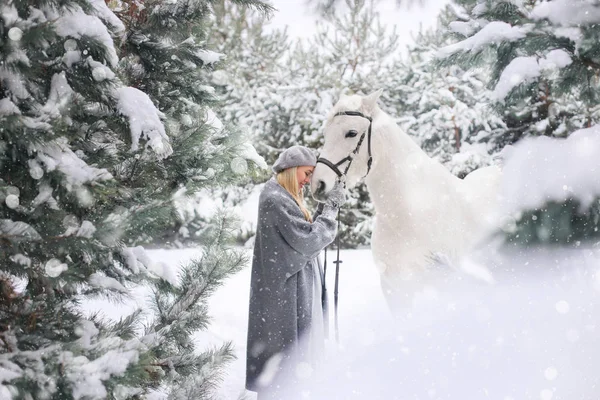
311 89 502 310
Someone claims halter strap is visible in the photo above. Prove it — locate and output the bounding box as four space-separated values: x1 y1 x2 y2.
317 110 374 180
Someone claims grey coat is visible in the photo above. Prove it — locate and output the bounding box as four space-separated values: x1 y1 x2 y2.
246 178 338 392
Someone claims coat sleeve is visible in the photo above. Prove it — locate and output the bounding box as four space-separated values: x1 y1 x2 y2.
268 194 338 259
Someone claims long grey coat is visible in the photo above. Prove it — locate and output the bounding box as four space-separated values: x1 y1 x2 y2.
246 178 338 392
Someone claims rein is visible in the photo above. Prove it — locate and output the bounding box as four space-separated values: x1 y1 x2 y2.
317 110 374 344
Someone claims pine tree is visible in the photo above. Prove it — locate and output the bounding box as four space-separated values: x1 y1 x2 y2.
437 0 600 145
116 0 270 247
499 124 600 246
209 0 291 153
0 0 271 398
435 0 600 245
386 9 506 177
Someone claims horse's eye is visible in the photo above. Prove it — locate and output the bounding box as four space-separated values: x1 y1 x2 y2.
345 130 358 138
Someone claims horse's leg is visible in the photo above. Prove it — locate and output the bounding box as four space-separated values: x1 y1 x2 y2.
378 267 416 316
379 264 443 320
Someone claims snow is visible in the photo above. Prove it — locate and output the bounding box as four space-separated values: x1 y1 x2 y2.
87 57 115 82
0 4 18 26
6 48 29 66
36 137 113 187
471 2 487 16
492 50 572 101
4 194 19 209
448 20 477 37
531 0 600 27
88 273 127 293
0 67 29 99
204 107 223 132
501 124 600 214
554 27 583 45
196 49 224 65
229 157 248 175
7 27 22 41
238 142 268 169
0 220 41 240
87 0 125 32
0 359 22 384
54 9 119 67
41 72 74 117
437 21 530 58
45 258 68 278
539 48 573 70
0 98 20 116
121 246 178 284
9 254 31 267
75 319 100 349
116 87 174 159
80 243 600 399
76 221 97 238
28 159 44 180
63 50 82 67
65 349 139 400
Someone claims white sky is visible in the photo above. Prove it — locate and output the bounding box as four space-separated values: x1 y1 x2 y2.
266 0 450 50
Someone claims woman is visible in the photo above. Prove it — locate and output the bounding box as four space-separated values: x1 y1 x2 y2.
246 145 346 399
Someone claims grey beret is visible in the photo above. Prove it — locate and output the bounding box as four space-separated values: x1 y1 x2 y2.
272 145 317 173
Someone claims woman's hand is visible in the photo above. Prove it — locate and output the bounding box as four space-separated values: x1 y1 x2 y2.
326 180 348 208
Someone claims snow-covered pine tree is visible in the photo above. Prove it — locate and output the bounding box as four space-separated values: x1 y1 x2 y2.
499 124 600 246
308 0 426 16
200 1 289 244
117 0 270 247
386 8 506 177
0 0 270 398
209 0 290 158
437 0 600 146
435 1 600 245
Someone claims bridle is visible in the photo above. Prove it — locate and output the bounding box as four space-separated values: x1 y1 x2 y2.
314 109 374 344
316 110 374 179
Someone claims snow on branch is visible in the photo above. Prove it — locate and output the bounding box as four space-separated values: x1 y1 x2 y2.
41 72 74 117
0 98 20 116
54 8 119 67
531 0 600 27
492 50 572 101
195 49 224 65
64 348 139 400
238 142 268 169
87 0 125 33
88 273 127 293
36 137 113 186
437 21 531 58
121 246 178 284
448 20 478 37
116 87 173 160
204 107 223 133
0 220 41 240
501 124 600 214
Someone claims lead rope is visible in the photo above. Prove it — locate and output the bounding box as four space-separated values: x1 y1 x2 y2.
333 208 342 344
323 207 343 344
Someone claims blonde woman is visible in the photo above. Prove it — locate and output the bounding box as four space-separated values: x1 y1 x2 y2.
246 145 346 399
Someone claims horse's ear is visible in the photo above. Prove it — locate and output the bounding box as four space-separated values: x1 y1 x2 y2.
362 89 383 112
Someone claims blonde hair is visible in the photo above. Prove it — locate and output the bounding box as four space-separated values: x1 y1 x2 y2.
277 167 312 222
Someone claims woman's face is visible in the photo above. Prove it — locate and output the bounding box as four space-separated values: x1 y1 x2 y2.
296 165 315 192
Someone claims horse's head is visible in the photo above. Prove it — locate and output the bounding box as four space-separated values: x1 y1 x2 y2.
311 89 383 200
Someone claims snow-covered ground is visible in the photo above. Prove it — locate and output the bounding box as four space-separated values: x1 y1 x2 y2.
84 247 385 399
85 244 600 399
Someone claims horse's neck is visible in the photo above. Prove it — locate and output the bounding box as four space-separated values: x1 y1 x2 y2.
365 110 456 217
